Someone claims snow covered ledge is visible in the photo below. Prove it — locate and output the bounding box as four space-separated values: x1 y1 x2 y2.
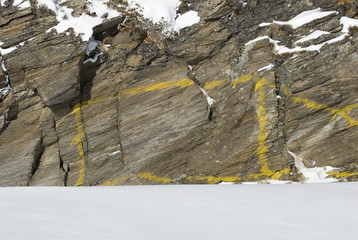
287 149 338 183
35 0 200 41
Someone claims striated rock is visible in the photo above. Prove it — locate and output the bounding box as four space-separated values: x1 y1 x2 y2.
1 0 358 186
29 145 65 186
3 33 86 106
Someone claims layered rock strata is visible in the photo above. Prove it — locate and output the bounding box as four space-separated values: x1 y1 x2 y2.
1 0 358 186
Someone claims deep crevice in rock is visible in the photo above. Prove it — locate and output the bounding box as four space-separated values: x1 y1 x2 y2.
186 64 215 121
29 135 44 185
115 95 126 164
0 59 12 94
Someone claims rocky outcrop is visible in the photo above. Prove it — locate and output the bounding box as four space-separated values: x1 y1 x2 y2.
1 0 358 186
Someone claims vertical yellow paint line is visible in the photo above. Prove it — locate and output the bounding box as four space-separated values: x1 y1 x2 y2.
255 79 274 178
256 81 269 161
71 104 86 186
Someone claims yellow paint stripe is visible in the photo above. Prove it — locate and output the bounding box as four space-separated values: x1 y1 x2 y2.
282 86 358 129
68 74 358 185
232 74 252 86
120 78 194 97
82 94 116 108
137 172 172 184
256 83 269 162
101 176 130 186
187 176 242 184
255 77 275 91
327 171 358 179
71 105 86 186
270 168 291 180
248 79 292 180
204 79 227 90
291 96 328 111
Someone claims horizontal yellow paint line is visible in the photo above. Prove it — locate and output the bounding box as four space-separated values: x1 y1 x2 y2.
327 171 358 179
137 172 172 184
204 79 227 90
120 78 194 97
187 176 242 184
101 176 130 186
232 74 252 86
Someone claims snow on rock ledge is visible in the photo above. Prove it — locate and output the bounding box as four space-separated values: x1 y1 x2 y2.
35 0 200 41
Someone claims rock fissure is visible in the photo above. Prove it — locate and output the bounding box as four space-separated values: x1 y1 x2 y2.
29 135 44 185
187 64 215 121
273 65 286 145
115 94 126 164
0 59 11 94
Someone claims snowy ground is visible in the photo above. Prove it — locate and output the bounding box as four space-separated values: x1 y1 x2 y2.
0 183 357 240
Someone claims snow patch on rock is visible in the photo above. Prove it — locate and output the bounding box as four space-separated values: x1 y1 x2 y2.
287 149 337 183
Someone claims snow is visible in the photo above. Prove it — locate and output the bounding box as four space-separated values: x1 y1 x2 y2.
33 0 199 41
174 10 200 33
18 0 30 9
83 52 102 64
0 46 17 55
295 30 330 44
200 87 215 107
259 22 271 27
244 36 273 46
37 0 106 41
340 16 358 33
0 184 357 240
1 0 30 8
0 61 11 94
273 8 338 29
109 150 121 156
129 0 180 29
239 0 247 7
254 10 358 55
0 61 7 72
258 63 274 72
288 149 338 183
85 37 102 56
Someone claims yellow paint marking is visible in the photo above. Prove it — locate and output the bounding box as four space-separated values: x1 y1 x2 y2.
327 171 358 179
68 74 358 185
187 176 241 184
204 79 227 90
137 172 172 184
270 169 291 180
119 78 194 97
70 79 194 186
232 74 252 86
101 176 130 186
283 86 358 129
255 77 275 91
217 176 242 182
81 94 116 108
291 96 328 111
71 104 86 186
256 83 269 162
248 79 292 180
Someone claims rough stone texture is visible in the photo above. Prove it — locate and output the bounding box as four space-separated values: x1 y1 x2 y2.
1 0 358 186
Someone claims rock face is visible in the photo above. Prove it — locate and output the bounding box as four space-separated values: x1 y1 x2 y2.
1 0 358 186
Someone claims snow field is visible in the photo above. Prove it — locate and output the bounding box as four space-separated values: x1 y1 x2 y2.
0 184 357 240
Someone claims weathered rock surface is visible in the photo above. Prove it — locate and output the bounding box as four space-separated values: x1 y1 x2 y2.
1 0 358 186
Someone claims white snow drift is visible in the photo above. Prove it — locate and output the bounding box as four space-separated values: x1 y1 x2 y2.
0 184 357 240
